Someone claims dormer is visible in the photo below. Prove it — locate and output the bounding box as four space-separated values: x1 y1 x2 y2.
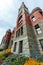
30 7 43 26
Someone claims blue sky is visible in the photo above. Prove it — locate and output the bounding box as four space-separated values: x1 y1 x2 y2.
0 0 43 44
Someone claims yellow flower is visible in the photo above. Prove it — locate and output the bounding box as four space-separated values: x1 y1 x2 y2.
5 48 11 53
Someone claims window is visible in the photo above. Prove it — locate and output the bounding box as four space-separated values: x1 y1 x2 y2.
36 28 42 34
19 40 23 53
39 11 42 15
16 29 20 37
25 9 29 14
18 15 22 22
21 26 23 35
17 29 20 37
14 42 17 52
16 31 18 37
35 24 42 34
39 39 43 50
16 26 23 37
18 10 22 17
32 16 36 21
24 4 28 11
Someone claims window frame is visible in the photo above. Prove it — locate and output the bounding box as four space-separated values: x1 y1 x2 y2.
35 24 42 34
32 16 36 21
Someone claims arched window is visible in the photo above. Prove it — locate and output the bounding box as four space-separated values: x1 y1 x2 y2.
39 39 43 50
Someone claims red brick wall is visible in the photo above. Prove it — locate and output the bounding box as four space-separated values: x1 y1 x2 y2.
30 10 43 26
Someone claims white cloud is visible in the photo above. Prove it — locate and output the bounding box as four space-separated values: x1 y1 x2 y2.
0 0 13 10
0 0 18 23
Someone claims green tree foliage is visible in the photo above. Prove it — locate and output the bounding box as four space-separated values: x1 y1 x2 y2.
0 48 3 51
0 53 6 60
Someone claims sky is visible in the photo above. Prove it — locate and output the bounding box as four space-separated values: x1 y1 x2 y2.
0 0 43 44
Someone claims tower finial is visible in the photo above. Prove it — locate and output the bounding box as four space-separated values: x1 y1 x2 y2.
21 2 25 7
22 2 24 5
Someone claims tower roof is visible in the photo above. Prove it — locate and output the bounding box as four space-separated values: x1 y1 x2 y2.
30 7 42 15
19 2 28 11
21 2 26 7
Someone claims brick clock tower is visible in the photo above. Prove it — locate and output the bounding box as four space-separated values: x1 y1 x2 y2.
11 2 41 58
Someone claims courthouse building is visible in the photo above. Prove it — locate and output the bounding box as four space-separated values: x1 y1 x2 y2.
1 2 43 58
11 2 43 58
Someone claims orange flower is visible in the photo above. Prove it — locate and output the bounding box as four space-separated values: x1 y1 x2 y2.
24 58 43 65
